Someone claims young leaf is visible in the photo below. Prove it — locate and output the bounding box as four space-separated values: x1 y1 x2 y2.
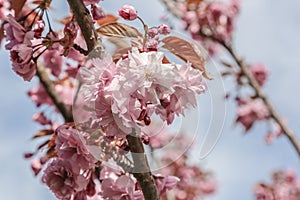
97 14 119 26
96 22 141 38
162 36 210 78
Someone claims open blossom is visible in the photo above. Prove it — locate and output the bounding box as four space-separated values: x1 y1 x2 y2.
42 159 89 199
153 174 180 195
250 63 269 86
236 98 270 131
100 165 144 199
55 125 96 170
118 5 137 21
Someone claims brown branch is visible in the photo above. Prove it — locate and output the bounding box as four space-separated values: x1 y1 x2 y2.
127 131 160 200
65 0 159 198
220 42 300 157
66 0 98 52
161 0 300 157
36 64 73 122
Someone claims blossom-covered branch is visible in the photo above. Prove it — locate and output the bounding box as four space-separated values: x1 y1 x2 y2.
161 0 300 158
36 64 73 122
220 42 300 157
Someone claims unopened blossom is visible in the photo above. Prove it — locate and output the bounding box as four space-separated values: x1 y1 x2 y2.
55 125 96 170
91 4 105 20
250 63 269 86
147 28 158 38
118 5 137 21
31 158 42 176
236 98 270 131
32 112 52 125
157 24 171 35
33 20 45 37
42 159 89 199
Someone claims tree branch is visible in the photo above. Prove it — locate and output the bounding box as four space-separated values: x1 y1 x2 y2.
220 42 300 157
36 64 73 122
160 0 300 157
127 131 160 200
65 0 160 198
66 0 98 52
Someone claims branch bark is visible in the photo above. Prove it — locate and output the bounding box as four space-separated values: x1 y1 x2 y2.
65 1 160 199
36 64 73 122
221 42 300 157
127 131 160 200
160 0 300 157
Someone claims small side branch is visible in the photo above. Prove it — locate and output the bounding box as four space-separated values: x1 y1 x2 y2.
36 64 73 122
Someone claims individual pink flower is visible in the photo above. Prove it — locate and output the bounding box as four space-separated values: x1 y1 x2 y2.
55 125 96 170
42 159 89 199
42 49 63 77
91 4 105 20
33 20 45 37
157 24 171 35
28 84 53 107
118 5 137 21
153 174 180 195
250 63 269 86
236 98 270 131
100 165 144 199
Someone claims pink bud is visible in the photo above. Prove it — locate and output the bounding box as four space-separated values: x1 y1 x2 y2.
91 4 105 20
118 5 137 21
158 24 171 35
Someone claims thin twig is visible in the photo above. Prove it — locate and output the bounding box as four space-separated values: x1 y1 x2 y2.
221 42 300 157
36 64 73 122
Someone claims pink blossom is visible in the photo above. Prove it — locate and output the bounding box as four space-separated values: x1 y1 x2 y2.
55 125 96 170
157 24 171 35
91 4 105 20
4 14 27 50
10 43 36 81
28 84 53 107
42 159 89 199
43 49 63 77
31 158 42 176
250 63 269 86
147 28 158 38
153 174 180 194
118 5 137 21
236 98 270 131
32 112 52 125
100 165 143 199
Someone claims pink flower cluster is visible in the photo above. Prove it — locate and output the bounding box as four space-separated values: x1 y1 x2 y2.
80 48 205 137
181 0 240 55
250 63 269 87
4 15 36 81
254 169 300 200
236 98 270 131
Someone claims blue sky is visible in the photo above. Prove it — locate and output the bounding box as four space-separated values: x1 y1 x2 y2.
1 0 300 199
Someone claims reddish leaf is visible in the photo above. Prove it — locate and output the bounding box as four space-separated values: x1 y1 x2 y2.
97 14 118 26
96 22 141 38
162 36 210 78
32 129 54 139
11 0 27 17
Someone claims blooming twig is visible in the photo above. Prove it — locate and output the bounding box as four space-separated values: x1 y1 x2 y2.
160 0 300 158
36 64 73 122
65 1 160 199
